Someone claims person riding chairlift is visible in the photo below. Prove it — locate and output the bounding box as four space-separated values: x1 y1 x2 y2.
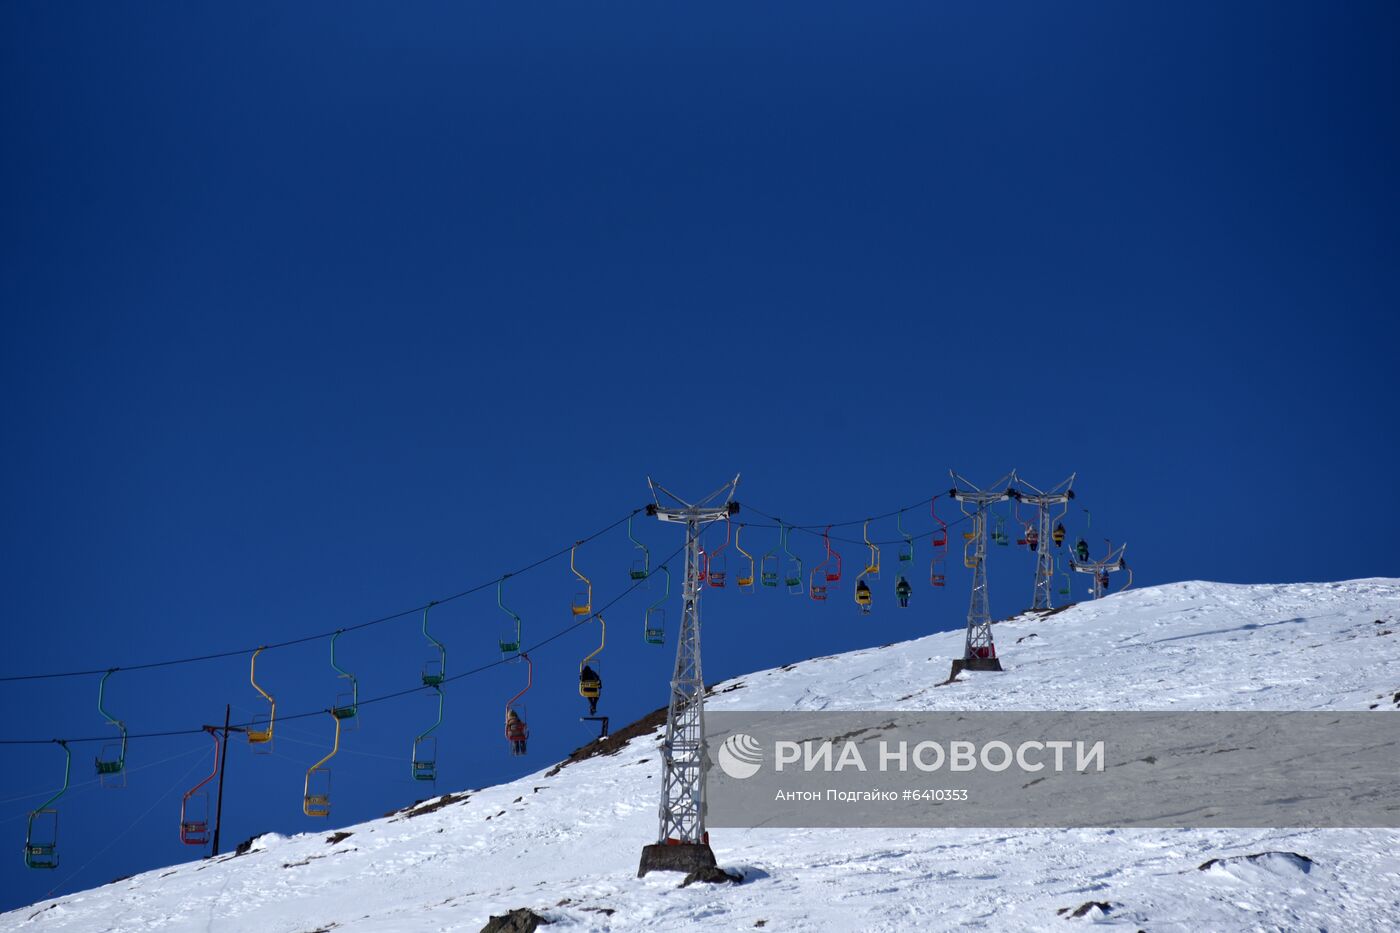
1025 527 1039 551
506 709 527 756
579 665 601 716
1075 538 1090 562
1053 523 1066 547
1097 570 1110 592
894 576 912 608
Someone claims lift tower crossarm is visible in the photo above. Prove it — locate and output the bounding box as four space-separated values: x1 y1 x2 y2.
948 470 1014 673
1009 472 1076 610
1068 541 1130 600
638 474 739 879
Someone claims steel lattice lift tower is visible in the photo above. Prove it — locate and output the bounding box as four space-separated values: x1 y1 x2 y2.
948 470 1014 675
1009 472 1076 610
1068 540 1131 599
637 474 740 878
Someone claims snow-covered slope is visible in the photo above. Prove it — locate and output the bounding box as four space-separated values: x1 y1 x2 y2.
6 580 1400 932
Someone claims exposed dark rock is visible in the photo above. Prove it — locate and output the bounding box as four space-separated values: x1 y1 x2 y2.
401 792 471 819
231 833 273 857
680 866 743 887
1198 850 1314 873
480 908 552 933
1057 901 1113 918
326 831 353 845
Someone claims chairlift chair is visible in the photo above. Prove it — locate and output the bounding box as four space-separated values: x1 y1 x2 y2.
247 647 276 751
179 794 210 846
821 527 842 584
627 514 650 581
94 669 126 785
992 514 1010 546
329 631 359 728
24 741 70 870
644 607 665 645
644 566 669 645
504 653 532 756
24 810 59 870
735 524 756 591
303 767 332 818
411 736 438 782
707 516 731 587
578 664 602 700
570 543 592 616
333 692 358 723
930 559 946 587
930 499 949 555
248 713 274 753
760 553 780 588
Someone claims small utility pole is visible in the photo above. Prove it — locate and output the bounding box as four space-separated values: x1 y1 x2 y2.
211 704 244 856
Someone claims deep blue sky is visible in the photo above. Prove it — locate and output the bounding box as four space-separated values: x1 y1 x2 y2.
2 0 1397 913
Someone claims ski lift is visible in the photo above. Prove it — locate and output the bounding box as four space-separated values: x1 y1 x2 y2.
853 520 878 613
896 509 915 566
303 710 340 818
1059 573 1071 596
497 579 522 655
781 524 804 595
412 685 443 783
707 515 731 588
860 519 880 580
1024 526 1039 551
760 526 781 588
627 514 650 581
420 602 446 688
94 669 127 785
505 653 532 756
734 524 756 591
811 526 839 602
180 726 220 846
330 631 358 727
644 565 669 645
247 647 275 752
930 559 946 587
992 513 1010 546
570 543 592 617
579 614 605 714
930 498 948 554
24 741 70 870
822 526 842 584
